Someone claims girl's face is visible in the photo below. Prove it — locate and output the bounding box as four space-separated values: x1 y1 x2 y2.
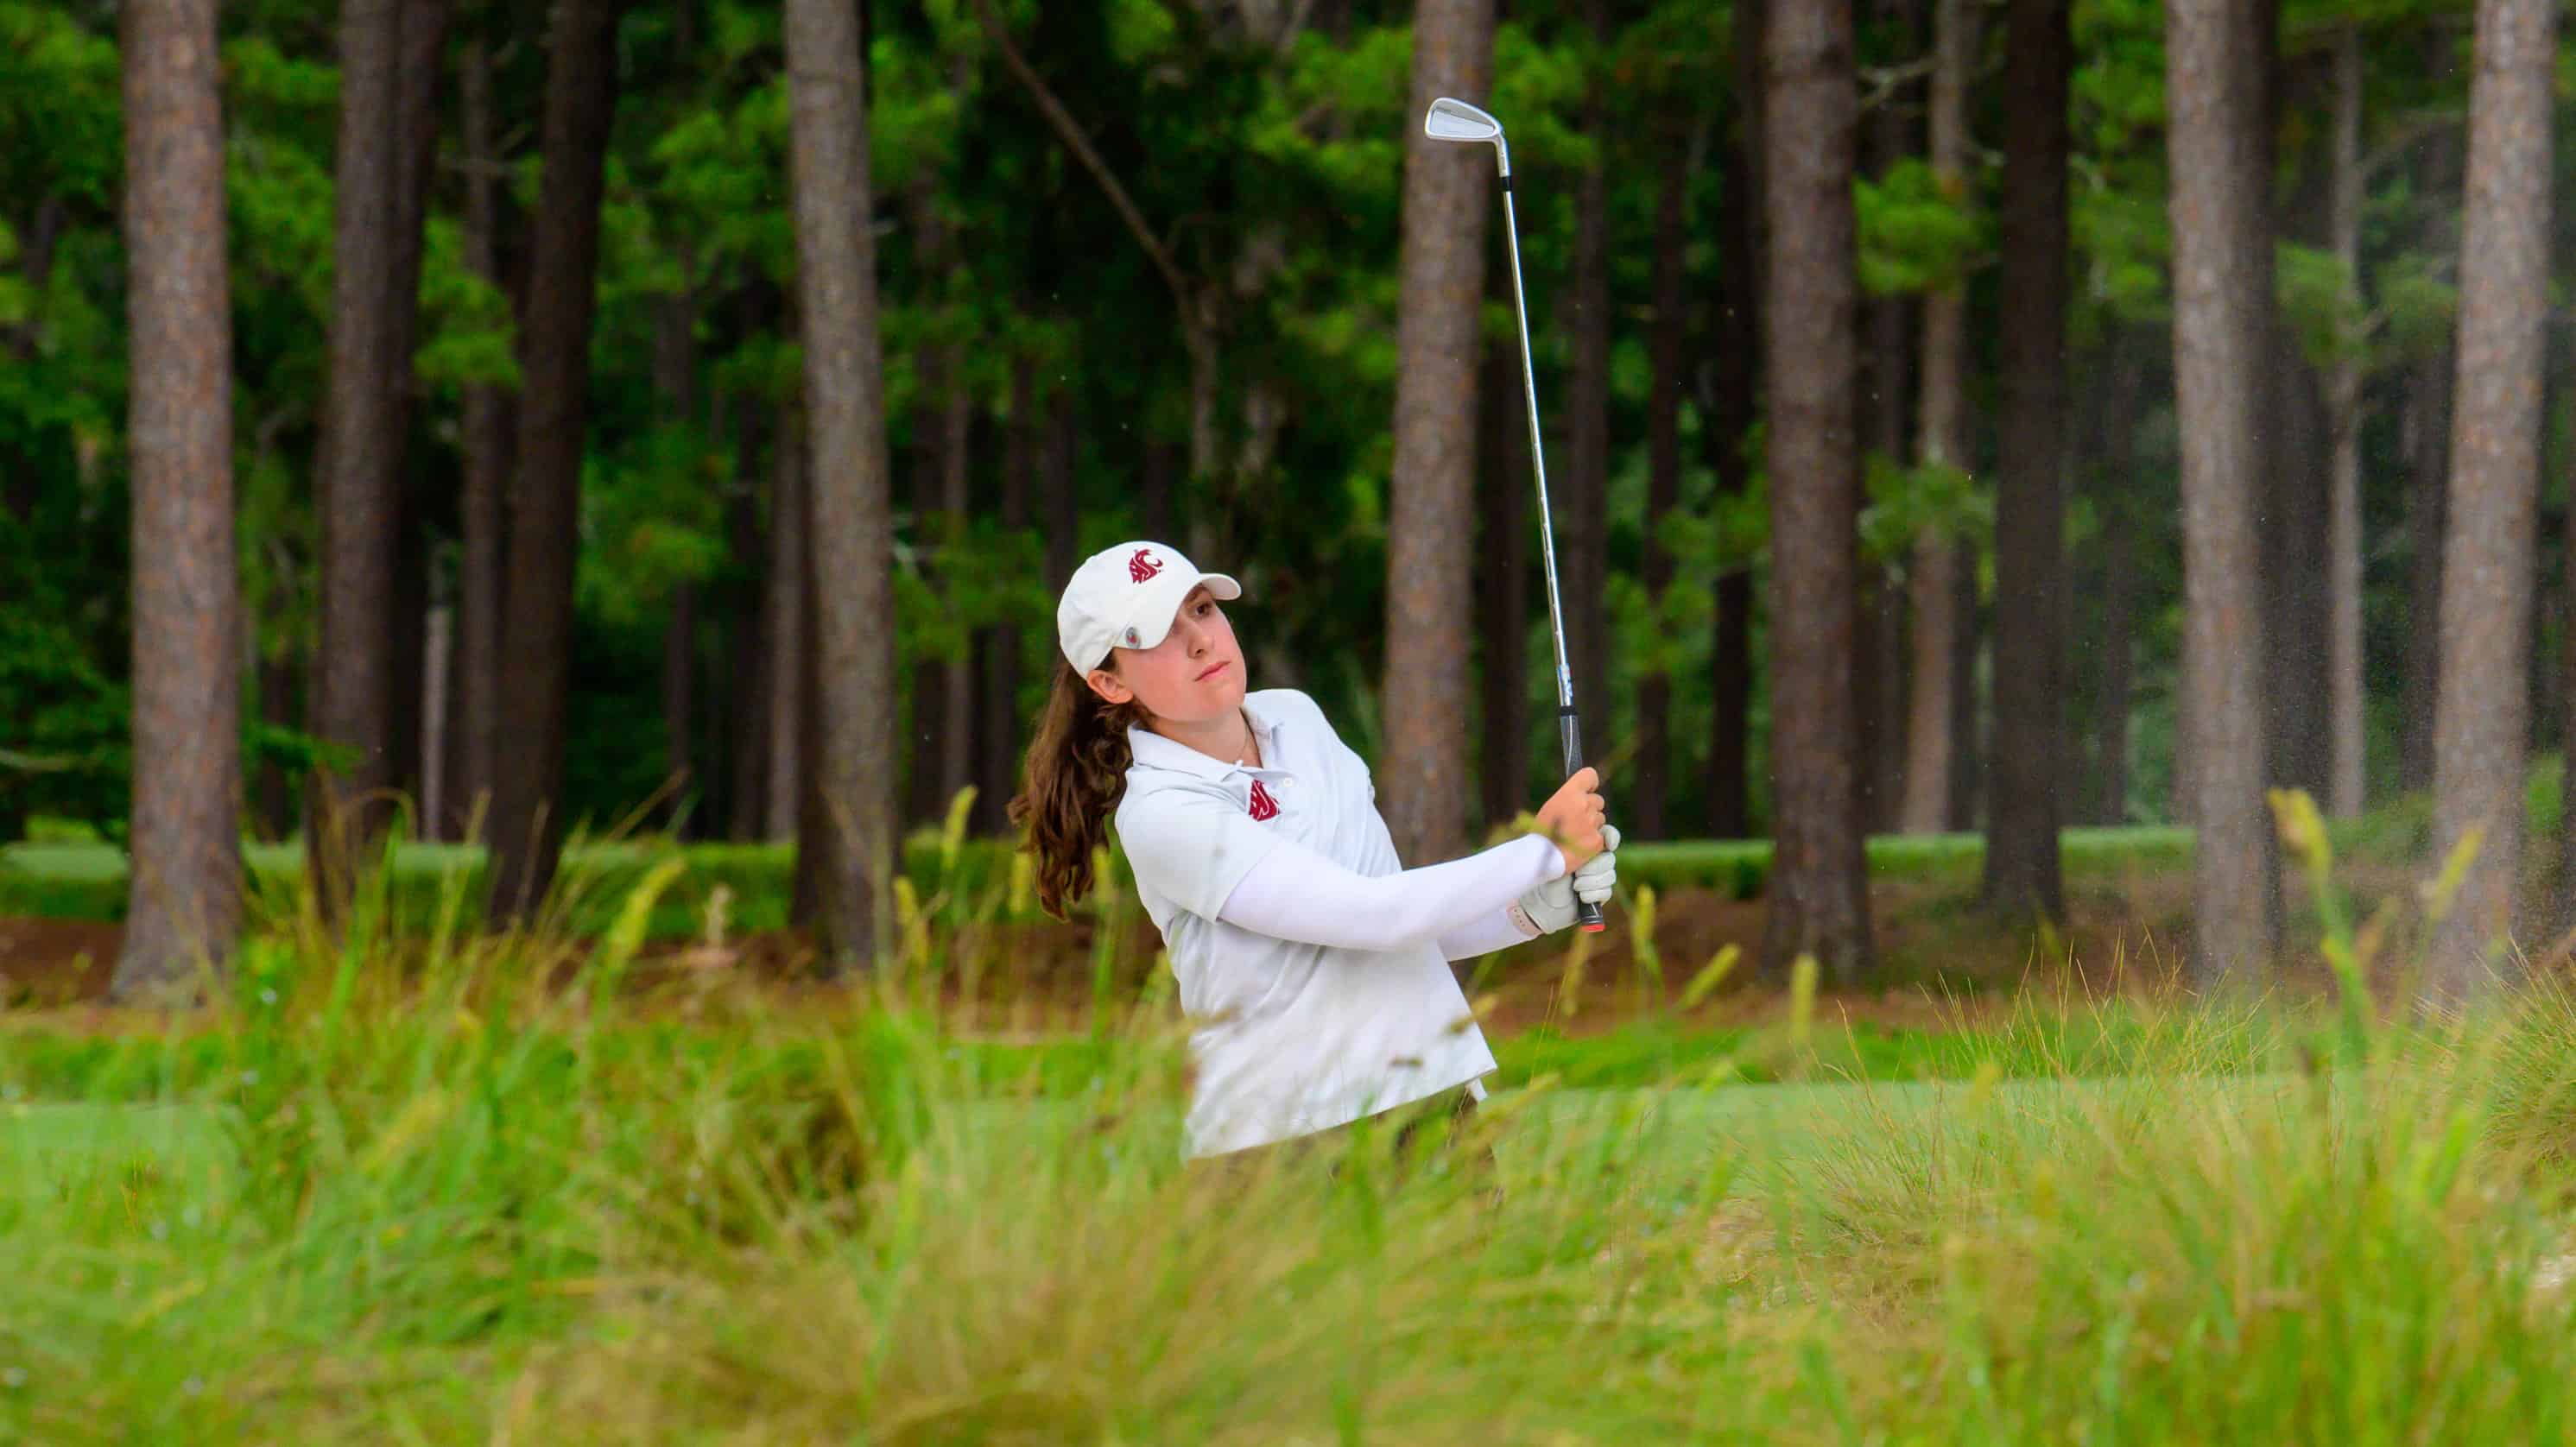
1087 585 1247 723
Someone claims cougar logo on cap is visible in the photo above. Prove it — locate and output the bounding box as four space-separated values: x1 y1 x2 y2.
1129 548 1164 584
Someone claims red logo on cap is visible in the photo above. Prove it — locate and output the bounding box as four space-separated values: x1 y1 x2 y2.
1130 548 1164 584
1248 780 1280 821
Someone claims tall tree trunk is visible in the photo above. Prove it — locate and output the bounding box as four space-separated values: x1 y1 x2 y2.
1636 137 1687 841
2263 352 2332 806
938 375 974 815
485 0 623 922
725 401 770 841
421 597 451 831
115 0 242 999
451 31 513 845
2092 345 2143 826
2402 346 2452 793
656 291 699 834
387 477 428 836
1898 0 1975 835
661 582 697 827
2166 0 2275 983
1045 380 1080 589
310 0 408 900
383 0 449 839
976 385 1030 838
1708 0 1764 841
2559 447 2576 931
1856 0 1920 837
784 0 897 964
1981 0 2071 921
1380 0 1495 865
905 343 950 829
2430 0 2557 995
1950 561 1984 829
1561 0 1614 776
254 654 299 840
789 514 825 919
763 409 807 839
2098 489 2136 825
1761 0 1875 983
903 170 960 831
1141 433 1175 544
1478 345 1532 833
931 49 976 823
2323 25 2369 819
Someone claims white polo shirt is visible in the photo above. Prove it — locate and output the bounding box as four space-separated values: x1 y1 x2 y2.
1113 689 1503 1158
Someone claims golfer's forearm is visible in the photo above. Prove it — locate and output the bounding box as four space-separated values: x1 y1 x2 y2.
1439 910 1537 961
1217 834 1561 951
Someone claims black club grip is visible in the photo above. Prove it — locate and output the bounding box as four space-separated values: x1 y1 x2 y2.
1560 707 1608 933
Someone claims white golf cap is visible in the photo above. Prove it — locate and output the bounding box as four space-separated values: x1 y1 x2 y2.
1056 540 1244 673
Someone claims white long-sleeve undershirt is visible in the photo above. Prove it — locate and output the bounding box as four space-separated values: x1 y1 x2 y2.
1215 831 1561 959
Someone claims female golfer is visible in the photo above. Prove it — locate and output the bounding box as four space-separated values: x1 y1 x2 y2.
1009 540 1618 1163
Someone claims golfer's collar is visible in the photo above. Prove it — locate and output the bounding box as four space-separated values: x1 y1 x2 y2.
1126 698 1284 782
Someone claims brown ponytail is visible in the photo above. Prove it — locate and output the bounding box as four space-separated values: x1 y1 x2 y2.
1007 662 1149 920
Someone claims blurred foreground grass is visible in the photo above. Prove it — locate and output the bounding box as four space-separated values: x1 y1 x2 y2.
5 945 2576 1442
6 787 2576 1441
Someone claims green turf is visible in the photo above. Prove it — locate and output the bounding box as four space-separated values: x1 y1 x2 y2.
0 822 2212 937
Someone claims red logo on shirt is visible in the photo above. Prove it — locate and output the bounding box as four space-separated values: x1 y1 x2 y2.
1248 780 1280 821
1130 548 1164 584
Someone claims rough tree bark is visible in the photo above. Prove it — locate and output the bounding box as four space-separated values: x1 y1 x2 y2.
656 291 699 833
2402 344 2452 794
1855 0 1921 837
1708 0 1765 842
937 394 974 812
900 180 964 831
2165 0 2276 983
905 338 950 829
927 47 978 825
1045 381 1079 591
2429 0 2557 995
1761 0 1875 983
115 0 243 999
1636 135 1688 841
1478 344 1531 833
1141 434 1176 543
254 656 299 840
1949 558 1983 829
1981 0 2071 921
724 401 770 841
1558 0 1615 786
485 0 623 922
784 0 899 965
975 378 1032 837
2092 347 2143 825
382 0 448 837
450 31 514 845
2325 23 2369 820
763 408 807 840
1898 0 1975 835
1379 0 1495 864
2097 491 2136 825
310 0 408 900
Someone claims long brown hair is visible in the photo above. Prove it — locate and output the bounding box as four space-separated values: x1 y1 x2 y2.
1008 662 1149 920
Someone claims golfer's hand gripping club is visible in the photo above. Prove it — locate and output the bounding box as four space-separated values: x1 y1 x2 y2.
1560 717 1608 932
1534 761 1611 933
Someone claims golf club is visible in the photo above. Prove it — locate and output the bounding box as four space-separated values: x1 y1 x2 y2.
1425 96 1606 934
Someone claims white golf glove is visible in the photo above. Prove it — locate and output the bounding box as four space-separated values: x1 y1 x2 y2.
1512 825 1619 937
